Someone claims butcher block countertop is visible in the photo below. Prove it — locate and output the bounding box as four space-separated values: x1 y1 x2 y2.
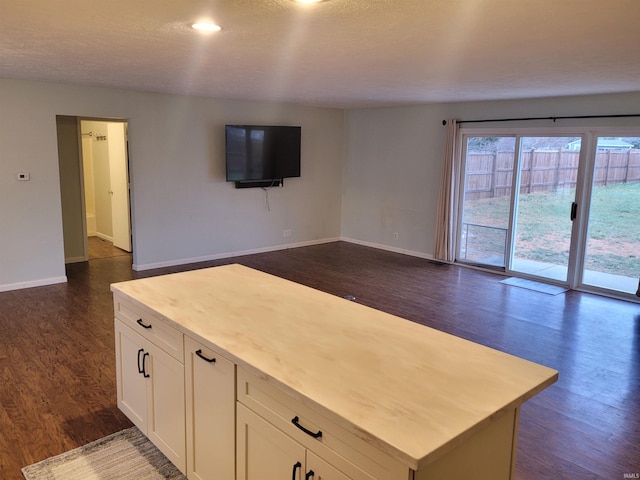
111 264 558 471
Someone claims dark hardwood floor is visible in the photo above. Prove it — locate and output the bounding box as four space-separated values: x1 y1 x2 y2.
0 241 638 479
87 236 130 260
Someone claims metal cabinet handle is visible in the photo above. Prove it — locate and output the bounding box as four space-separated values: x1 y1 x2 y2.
292 461 302 480
136 318 152 329
292 416 322 439
195 349 216 363
305 470 315 480
137 348 150 377
137 348 145 374
142 352 150 378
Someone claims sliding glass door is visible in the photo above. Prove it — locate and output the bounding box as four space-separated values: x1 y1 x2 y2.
457 128 640 300
458 134 581 282
510 136 581 282
581 136 640 295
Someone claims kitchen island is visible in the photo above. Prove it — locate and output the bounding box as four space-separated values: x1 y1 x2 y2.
112 264 558 480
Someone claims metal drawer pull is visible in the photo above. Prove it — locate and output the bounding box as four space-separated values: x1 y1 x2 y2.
292 461 302 480
305 470 315 479
136 318 152 329
195 349 216 363
291 416 322 439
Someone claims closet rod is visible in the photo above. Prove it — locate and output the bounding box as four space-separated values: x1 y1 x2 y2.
443 113 640 126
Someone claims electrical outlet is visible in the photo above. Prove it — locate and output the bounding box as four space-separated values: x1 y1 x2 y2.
393 232 399 240
283 229 292 238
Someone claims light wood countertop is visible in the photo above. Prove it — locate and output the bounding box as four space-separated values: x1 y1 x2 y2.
111 264 558 470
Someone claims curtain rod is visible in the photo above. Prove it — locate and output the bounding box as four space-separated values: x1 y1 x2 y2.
443 113 640 126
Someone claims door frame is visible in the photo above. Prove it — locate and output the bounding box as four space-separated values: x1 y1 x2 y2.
58 115 132 263
506 131 584 286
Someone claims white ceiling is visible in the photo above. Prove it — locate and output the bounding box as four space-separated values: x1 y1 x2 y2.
2 0 639 108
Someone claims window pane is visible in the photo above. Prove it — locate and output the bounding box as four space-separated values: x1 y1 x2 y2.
511 137 580 282
459 137 515 267
582 136 640 294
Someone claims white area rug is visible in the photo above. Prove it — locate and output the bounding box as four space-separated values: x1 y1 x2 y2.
22 427 186 480
500 277 568 295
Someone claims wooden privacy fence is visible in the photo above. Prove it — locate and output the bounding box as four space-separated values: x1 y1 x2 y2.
466 149 640 200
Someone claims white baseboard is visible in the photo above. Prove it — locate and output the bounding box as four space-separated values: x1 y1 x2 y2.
0 239 430 291
86 214 97 237
132 237 341 271
340 237 434 260
96 232 113 243
0 275 67 293
65 255 87 264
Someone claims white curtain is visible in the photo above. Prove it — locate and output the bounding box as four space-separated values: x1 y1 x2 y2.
433 119 459 262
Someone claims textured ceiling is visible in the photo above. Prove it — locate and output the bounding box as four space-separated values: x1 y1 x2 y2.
2 0 640 108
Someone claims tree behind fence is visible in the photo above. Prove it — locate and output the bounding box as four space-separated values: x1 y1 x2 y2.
465 149 640 200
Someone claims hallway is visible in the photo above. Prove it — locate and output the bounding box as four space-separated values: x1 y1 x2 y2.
87 236 130 260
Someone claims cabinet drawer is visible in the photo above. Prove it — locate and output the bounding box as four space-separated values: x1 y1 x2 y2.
237 367 407 480
114 295 184 363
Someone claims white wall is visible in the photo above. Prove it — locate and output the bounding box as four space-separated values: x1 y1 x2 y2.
2 75 639 292
342 92 640 258
0 78 344 290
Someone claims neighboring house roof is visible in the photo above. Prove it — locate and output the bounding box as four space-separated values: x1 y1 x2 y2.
566 138 634 150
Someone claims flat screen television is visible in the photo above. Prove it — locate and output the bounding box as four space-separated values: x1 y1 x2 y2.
225 125 301 187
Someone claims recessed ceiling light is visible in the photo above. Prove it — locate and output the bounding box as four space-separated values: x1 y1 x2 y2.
192 22 222 32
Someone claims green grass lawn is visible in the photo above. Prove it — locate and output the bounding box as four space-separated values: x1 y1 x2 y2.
462 182 640 277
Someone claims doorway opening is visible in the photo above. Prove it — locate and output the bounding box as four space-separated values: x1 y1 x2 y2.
81 120 131 259
56 116 132 264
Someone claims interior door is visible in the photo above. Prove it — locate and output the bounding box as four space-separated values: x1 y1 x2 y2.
108 122 132 252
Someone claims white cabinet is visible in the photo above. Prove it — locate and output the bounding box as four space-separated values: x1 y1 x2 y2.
237 403 306 480
307 451 353 480
114 317 148 430
237 403 355 480
236 367 402 480
112 265 556 480
185 336 236 480
114 298 186 474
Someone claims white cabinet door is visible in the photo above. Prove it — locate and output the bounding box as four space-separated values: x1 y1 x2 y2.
185 337 235 480
306 449 379 480
115 319 147 431
114 318 186 474
146 340 186 473
237 403 306 480
307 451 354 480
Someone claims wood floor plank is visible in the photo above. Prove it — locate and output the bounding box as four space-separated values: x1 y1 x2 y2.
0 241 638 479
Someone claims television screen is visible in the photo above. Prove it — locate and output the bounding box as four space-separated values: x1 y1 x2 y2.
225 125 301 183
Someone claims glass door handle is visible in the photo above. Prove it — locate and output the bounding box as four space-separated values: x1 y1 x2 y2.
570 202 578 221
